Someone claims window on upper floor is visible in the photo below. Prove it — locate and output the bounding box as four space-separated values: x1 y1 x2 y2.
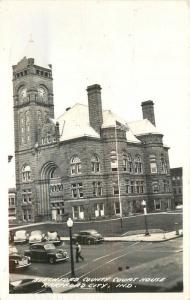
92 181 102 197
70 156 81 175
110 150 118 171
22 165 31 182
134 155 143 174
127 154 133 173
71 182 83 198
161 154 167 174
91 155 100 173
149 155 157 173
152 181 159 193
113 181 119 195
123 152 127 171
163 180 170 192
125 179 130 194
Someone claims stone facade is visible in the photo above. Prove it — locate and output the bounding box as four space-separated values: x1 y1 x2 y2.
13 56 175 223
170 167 183 205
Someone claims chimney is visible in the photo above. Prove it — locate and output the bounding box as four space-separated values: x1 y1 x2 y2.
141 100 156 126
87 84 103 133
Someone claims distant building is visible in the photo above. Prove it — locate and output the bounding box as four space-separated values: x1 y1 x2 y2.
12 46 175 223
8 188 17 222
170 167 183 205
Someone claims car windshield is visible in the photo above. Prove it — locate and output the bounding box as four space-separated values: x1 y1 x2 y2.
44 244 56 250
47 232 57 238
15 230 26 237
31 230 42 236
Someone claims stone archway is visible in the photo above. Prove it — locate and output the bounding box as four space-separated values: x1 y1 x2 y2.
38 161 63 221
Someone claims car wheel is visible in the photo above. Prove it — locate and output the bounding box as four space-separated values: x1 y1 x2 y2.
49 257 56 264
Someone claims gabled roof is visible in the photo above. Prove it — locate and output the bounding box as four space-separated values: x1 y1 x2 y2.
56 103 161 143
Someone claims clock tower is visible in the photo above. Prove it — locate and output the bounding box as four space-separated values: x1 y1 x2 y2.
13 56 54 152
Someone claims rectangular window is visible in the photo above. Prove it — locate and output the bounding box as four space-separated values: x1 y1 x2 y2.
114 202 120 215
130 181 135 193
150 162 157 173
72 206 84 220
154 199 161 210
113 184 119 195
152 181 159 193
136 181 140 193
126 180 130 194
92 182 102 197
94 203 104 217
140 181 144 193
71 183 83 198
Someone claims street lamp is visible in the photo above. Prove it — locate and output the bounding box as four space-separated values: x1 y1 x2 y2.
141 200 150 236
67 217 75 277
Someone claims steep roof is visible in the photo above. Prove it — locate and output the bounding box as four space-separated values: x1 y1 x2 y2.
56 103 161 143
128 119 162 136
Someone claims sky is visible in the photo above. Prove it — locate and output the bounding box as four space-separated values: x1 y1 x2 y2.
0 0 190 188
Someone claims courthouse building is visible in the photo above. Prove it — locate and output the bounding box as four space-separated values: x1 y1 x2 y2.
12 52 174 223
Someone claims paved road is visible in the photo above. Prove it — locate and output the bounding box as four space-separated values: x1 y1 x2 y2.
10 237 182 292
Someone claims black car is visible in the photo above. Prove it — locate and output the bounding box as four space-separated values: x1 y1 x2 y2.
9 279 53 293
24 242 69 264
73 229 104 245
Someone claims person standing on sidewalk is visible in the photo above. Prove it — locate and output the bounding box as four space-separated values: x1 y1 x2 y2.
75 242 84 262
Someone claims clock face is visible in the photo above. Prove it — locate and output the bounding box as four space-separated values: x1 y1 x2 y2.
38 87 46 98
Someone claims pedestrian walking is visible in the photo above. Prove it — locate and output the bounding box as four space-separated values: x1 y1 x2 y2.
75 242 84 262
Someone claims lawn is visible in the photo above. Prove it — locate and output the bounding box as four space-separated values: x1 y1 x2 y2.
10 212 182 237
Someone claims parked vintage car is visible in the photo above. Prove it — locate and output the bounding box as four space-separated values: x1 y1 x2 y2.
9 246 31 273
9 279 53 293
24 242 69 264
72 229 104 245
45 231 62 246
13 230 29 244
28 230 45 244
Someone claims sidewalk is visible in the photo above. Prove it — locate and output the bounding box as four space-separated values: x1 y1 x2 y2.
59 229 183 243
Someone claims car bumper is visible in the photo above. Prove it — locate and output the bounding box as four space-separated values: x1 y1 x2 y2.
55 255 69 262
14 240 27 244
15 262 31 270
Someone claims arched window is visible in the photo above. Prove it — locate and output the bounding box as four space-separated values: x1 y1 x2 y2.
22 165 31 182
25 111 30 142
20 112 24 144
127 154 133 173
134 155 143 174
70 156 81 175
161 154 167 174
91 155 100 172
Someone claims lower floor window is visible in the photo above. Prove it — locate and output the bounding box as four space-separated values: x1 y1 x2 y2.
94 203 104 217
154 199 161 210
72 205 84 220
114 202 120 215
22 209 32 221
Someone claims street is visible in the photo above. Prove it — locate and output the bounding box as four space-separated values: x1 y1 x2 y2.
10 237 183 293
